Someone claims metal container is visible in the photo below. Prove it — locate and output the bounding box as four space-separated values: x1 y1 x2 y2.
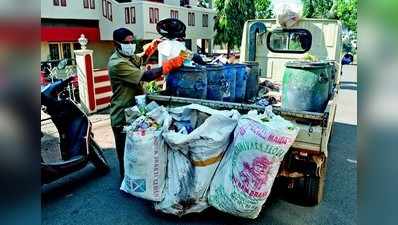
282 61 330 112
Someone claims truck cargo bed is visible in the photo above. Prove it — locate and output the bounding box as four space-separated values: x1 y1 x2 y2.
147 87 338 155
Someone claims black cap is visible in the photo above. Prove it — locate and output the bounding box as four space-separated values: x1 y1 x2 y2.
113 28 134 42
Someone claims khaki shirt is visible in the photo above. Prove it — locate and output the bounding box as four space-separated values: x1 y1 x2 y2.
108 50 145 127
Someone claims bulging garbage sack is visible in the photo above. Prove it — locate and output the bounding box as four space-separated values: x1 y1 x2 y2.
155 104 240 216
273 0 302 28
120 105 171 201
208 107 299 219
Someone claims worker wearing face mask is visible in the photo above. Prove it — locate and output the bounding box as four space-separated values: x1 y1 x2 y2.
108 28 186 178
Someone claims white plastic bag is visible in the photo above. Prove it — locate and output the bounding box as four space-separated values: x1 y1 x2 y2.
155 104 240 216
208 108 299 219
273 0 302 28
120 106 171 201
157 39 187 65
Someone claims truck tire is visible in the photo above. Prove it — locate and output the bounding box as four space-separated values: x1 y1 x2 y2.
89 139 110 173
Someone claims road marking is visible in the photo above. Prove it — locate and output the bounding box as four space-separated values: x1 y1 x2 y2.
346 159 357 164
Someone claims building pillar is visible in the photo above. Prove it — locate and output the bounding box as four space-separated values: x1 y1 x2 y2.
75 48 97 114
74 34 112 114
208 39 213 55
191 38 197 53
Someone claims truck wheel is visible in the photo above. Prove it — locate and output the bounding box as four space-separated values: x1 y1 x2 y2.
89 139 110 173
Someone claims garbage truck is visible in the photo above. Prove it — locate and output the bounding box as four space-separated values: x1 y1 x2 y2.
147 18 342 206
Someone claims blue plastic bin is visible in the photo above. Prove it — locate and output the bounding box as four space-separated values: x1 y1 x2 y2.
166 66 207 99
233 64 248 102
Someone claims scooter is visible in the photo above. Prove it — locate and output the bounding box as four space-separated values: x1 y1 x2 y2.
41 77 109 185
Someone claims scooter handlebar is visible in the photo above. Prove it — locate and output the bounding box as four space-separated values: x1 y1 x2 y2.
41 76 77 107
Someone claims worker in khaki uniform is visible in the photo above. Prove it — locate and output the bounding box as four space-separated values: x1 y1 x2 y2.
108 28 186 177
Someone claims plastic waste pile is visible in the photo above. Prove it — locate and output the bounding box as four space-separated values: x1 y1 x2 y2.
126 116 160 133
210 55 228 65
124 99 160 124
247 80 281 107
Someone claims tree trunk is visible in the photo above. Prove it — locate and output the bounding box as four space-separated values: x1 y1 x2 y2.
227 43 231 57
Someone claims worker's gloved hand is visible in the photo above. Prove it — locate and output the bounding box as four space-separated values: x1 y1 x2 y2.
143 38 161 58
162 54 186 75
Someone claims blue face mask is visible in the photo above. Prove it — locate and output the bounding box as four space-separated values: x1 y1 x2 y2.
119 43 136 56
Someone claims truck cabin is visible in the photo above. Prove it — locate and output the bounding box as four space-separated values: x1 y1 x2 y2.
240 19 343 86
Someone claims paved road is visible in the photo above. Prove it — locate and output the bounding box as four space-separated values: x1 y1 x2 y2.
42 65 357 225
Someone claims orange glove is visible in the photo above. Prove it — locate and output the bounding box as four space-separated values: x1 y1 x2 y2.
143 39 161 58
162 55 186 75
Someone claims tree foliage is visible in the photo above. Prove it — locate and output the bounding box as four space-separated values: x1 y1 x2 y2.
302 0 357 34
214 0 256 54
214 0 228 46
302 0 334 18
336 0 357 33
255 0 273 19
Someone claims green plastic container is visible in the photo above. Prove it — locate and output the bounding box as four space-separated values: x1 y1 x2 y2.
282 61 330 112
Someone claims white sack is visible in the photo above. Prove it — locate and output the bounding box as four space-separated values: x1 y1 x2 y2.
155 104 240 216
208 108 299 219
120 106 171 201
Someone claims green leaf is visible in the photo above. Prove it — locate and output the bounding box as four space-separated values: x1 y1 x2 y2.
214 0 256 49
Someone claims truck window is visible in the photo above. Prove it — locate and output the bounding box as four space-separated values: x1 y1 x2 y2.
267 29 312 53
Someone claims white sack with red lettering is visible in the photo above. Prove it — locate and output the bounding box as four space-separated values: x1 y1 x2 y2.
208 108 299 219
